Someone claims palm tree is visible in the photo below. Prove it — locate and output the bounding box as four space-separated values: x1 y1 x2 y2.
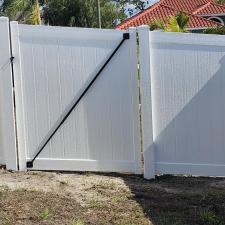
149 12 189 33
1 0 41 25
166 12 189 32
149 18 165 31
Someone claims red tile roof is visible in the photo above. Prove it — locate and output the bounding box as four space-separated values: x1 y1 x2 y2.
160 0 214 13
116 0 224 30
193 2 225 15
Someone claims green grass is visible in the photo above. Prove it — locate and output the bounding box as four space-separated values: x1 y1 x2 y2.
199 208 221 225
39 208 51 220
88 200 106 209
70 219 85 225
2 217 13 225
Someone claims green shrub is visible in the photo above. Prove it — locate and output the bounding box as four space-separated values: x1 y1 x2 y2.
203 26 225 35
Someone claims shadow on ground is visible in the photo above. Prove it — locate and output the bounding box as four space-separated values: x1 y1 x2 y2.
121 174 225 225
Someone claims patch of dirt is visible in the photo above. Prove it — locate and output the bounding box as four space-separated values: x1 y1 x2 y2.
0 169 225 225
0 170 130 206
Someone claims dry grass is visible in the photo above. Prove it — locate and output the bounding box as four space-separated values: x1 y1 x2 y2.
0 170 225 225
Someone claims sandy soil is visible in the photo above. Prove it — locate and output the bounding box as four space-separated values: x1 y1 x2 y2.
0 170 131 206
0 169 225 225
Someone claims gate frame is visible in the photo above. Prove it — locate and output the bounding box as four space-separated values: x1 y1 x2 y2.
10 23 142 173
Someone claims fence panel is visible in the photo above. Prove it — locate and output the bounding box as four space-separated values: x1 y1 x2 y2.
11 23 141 173
147 31 225 176
0 17 17 170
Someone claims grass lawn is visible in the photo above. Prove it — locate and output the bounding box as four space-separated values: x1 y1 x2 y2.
0 169 225 225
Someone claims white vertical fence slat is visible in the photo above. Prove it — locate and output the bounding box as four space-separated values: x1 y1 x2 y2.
0 17 17 170
138 26 155 179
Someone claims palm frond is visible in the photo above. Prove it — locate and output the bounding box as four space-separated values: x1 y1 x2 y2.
176 12 189 30
166 15 180 32
149 19 165 31
165 12 189 32
149 12 189 33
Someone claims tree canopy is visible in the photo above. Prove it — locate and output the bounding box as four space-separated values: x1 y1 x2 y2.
0 0 150 28
112 0 150 16
42 0 126 28
0 0 41 24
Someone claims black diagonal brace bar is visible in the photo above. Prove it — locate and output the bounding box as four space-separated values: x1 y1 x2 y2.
27 33 130 168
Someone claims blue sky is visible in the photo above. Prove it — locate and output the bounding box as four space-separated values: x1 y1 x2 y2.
125 0 158 17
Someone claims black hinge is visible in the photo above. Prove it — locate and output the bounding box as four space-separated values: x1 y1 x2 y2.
10 56 15 63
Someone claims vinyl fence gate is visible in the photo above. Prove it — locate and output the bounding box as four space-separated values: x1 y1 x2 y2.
0 17 142 174
3 17 225 179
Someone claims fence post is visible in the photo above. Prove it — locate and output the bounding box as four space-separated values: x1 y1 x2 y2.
0 17 18 170
137 25 155 179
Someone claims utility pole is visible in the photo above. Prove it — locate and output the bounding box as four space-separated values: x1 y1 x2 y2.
97 0 102 28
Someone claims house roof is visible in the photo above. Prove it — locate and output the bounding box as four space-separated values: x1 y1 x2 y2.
159 0 214 13
116 0 223 30
193 2 225 15
116 1 221 30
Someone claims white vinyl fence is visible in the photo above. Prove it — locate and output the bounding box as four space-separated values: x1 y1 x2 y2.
2 17 225 179
139 26 225 178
